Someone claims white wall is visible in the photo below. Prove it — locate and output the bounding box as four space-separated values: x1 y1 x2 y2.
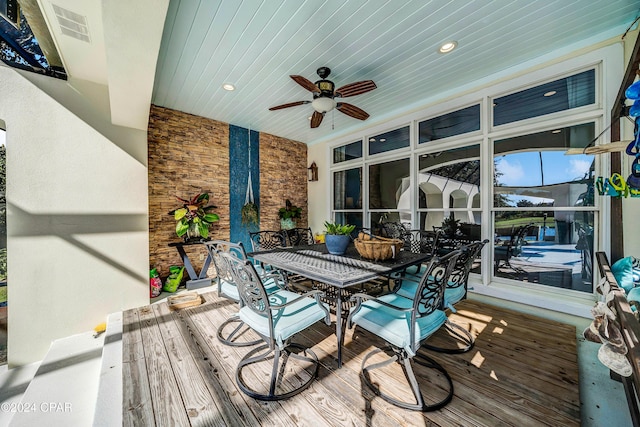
0 66 149 366
307 142 331 233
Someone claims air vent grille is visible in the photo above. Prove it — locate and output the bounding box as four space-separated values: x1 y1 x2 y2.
52 4 90 43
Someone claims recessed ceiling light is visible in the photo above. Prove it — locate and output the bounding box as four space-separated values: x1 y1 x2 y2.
222 83 235 91
552 129 562 134
543 90 556 97
438 41 457 54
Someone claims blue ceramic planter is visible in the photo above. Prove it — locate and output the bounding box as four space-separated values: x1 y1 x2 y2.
325 234 350 255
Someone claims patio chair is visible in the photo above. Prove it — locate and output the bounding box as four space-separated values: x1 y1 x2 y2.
223 253 331 401
284 227 314 246
346 250 461 411
205 240 285 347
396 240 489 353
494 224 534 272
249 230 287 252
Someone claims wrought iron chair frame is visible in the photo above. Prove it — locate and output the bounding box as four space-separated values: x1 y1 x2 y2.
223 253 331 401
347 250 462 411
206 240 285 347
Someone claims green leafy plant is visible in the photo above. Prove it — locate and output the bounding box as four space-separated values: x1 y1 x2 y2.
441 215 460 237
278 199 302 220
241 202 259 226
324 221 356 235
170 193 219 239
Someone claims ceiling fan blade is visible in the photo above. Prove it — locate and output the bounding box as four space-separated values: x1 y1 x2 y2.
310 111 324 128
335 80 376 98
290 75 320 93
269 100 310 111
336 103 369 120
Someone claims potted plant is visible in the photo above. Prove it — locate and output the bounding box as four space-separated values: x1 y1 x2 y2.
241 202 259 226
278 199 302 230
324 221 355 255
441 215 460 238
170 192 219 241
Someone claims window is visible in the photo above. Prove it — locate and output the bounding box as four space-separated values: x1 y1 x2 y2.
328 51 607 303
493 69 595 126
333 140 362 164
419 104 480 143
418 145 482 262
493 123 595 292
368 126 409 155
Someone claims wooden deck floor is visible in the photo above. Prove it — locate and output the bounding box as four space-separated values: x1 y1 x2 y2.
123 290 580 426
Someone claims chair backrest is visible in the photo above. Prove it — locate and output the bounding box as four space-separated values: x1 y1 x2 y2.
285 227 314 246
205 240 248 300
413 250 462 317
223 253 272 322
509 224 534 257
447 239 489 290
407 229 441 255
249 230 286 252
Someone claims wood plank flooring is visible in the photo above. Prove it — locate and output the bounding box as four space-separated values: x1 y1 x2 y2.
123 290 580 426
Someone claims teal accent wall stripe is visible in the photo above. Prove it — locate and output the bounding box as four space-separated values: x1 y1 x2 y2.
229 125 260 252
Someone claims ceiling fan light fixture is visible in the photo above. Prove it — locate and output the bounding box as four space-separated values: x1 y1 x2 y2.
438 41 457 54
312 97 336 113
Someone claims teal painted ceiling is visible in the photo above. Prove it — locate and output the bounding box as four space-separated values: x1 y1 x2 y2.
152 0 640 144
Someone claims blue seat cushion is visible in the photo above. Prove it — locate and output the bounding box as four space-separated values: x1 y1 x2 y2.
239 290 329 348
396 278 465 308
349 293 447 356
444 286 465 307
219 276 279 301
612 256 635 293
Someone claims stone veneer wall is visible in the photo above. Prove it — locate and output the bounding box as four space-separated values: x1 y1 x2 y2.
147 105 307 279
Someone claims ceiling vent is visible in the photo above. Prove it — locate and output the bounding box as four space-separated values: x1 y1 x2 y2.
52 4 90 43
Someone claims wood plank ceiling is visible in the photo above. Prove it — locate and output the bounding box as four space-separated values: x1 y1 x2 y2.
151 0 640 144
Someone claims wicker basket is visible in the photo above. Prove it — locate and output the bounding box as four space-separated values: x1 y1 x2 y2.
354 232 403 261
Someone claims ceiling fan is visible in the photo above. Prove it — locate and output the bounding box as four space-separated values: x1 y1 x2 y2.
269 67 376 128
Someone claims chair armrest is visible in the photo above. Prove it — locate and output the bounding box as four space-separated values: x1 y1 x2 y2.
270 289 331 325
269 290 326 309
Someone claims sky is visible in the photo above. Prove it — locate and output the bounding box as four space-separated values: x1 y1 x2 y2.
495 151 592 187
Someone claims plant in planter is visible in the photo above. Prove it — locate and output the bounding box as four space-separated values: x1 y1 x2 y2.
170 192 219 240
323 221 355 255
441 215 460 238
241 202 259 226
278 199 302 230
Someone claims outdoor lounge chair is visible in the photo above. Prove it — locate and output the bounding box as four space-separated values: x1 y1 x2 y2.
223 253 331 401
347 250 461 411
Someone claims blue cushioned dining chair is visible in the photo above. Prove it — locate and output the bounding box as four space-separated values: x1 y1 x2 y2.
395 240 488 353
223 253 331 401
347 250 462 411
205 240 284 347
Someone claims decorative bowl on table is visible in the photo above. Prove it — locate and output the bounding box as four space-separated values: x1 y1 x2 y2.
354 232 403 261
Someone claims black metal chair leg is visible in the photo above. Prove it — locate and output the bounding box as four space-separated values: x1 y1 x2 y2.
361 346 454 412
216 316 262 347
236 342 319 401
421 320 475 354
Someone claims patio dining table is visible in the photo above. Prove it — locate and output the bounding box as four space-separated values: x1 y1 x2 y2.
248 244 433 367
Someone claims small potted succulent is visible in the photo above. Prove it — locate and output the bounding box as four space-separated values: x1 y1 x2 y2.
323 221 355 255
170 192 219 241
278 199 302 230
